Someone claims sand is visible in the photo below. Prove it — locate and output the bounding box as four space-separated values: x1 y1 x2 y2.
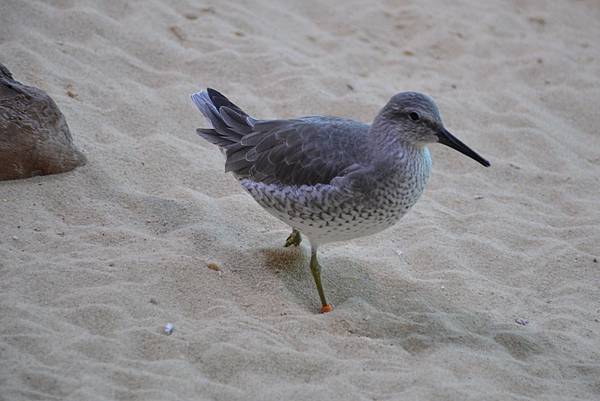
1 0 599 400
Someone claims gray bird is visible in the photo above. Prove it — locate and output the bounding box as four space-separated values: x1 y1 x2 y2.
191 88 489 313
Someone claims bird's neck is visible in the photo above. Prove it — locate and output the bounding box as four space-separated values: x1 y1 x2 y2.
367 119 432 183
368 119 420 161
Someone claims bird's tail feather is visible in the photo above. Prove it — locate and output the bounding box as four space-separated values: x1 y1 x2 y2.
191 88 255 149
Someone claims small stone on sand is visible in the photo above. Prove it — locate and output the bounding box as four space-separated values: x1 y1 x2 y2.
207 262 221 272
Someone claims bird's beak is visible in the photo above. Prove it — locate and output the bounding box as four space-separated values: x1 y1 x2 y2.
437 128 490 167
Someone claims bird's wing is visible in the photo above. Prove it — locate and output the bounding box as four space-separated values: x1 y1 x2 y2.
191 89 371 186
231 116 370 186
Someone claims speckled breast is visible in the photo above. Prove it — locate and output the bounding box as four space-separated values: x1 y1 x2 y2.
242 148 432 245
294 167 429 244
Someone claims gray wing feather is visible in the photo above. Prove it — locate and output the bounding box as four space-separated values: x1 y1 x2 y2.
237 117 370 186
192 89 371 186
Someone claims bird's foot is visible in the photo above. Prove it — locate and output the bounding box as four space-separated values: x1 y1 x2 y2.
319 304 334 313
284 229 302 247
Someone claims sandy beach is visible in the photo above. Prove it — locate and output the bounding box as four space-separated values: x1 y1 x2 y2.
1 0 599 400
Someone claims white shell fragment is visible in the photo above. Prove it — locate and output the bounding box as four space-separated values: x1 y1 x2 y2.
164 323 174 335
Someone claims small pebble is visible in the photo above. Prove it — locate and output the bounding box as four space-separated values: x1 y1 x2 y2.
164 323 174 335
207 262 221 272
149 298 158 305
474 195 484 200
515 318 529 326
12 236 18 241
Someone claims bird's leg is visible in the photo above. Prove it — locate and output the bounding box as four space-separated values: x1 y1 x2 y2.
309 246 333 313
284 228 302 247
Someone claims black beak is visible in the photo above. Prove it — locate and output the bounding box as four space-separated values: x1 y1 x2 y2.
437 128 490 167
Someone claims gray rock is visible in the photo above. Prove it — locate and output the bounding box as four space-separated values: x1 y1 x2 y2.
0 63 85 181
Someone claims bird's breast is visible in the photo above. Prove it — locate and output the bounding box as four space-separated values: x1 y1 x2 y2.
240 147 432 244
356 149 431 228
299 147 432 243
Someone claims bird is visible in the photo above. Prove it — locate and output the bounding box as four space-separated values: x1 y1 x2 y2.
191 88 490 313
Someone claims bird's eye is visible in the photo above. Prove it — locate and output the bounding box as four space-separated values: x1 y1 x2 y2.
409 112 420 121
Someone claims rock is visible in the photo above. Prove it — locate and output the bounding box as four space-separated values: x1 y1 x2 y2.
0 63 85 181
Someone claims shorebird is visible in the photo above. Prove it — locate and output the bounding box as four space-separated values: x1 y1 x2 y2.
191 88 489 313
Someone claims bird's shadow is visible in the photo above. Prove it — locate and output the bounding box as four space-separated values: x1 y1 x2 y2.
256 245 554 360
257 245 381 313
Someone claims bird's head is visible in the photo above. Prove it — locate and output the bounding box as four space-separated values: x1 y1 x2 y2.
374 92 490 167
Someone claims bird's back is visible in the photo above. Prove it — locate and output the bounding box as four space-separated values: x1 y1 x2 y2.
192 89 371 186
